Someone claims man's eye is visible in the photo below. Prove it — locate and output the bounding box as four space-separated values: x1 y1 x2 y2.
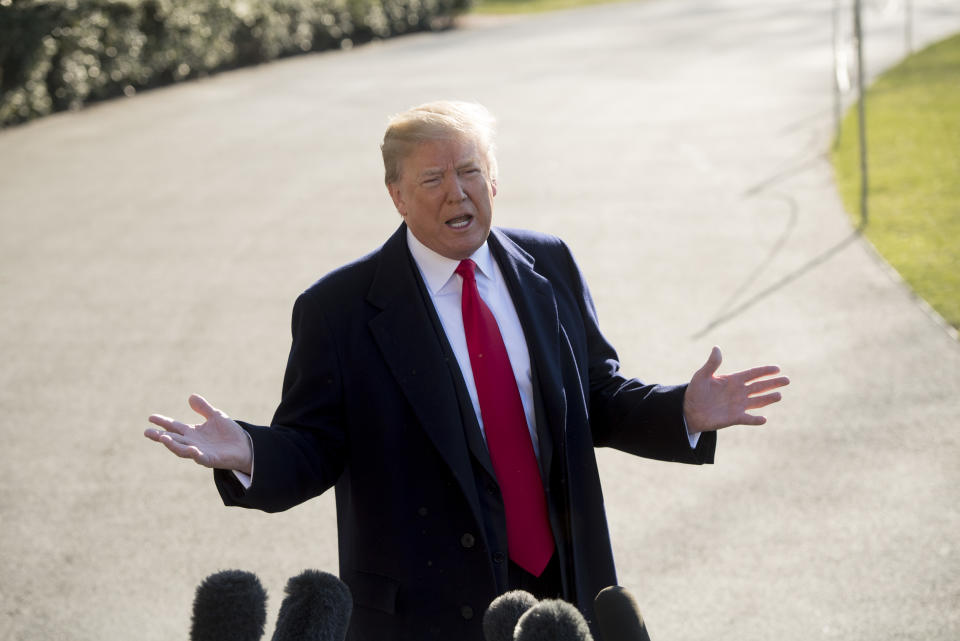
422 177 441 186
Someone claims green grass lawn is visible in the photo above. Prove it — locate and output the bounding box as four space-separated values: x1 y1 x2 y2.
832 32 960 330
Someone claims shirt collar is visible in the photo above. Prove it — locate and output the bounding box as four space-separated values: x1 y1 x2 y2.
406 227 496 295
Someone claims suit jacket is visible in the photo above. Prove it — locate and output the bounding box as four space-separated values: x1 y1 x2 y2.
215 224 716 640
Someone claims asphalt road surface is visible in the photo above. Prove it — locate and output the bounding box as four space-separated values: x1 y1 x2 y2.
1 1 958 639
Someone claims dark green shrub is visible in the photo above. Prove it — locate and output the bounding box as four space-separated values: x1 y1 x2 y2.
0 0 471 128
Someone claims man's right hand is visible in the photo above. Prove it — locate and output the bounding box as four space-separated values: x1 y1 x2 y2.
145 394 253 475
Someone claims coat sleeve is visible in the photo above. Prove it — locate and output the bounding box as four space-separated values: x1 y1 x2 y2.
558 241 716 465
215 292 348 512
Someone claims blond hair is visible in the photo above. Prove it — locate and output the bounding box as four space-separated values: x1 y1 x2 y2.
381 100 498 185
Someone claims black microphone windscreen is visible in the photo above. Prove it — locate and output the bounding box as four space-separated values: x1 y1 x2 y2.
593 586 651 641
190 569 267 641
514 599 594 641
483 590 538 641
270 569 352 641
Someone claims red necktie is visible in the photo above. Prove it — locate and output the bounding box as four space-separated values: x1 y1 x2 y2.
456 259 555 577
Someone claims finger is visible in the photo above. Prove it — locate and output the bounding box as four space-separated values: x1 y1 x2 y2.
189 394 220 421
158 433 204 461
696 346 723 378
731 365 781 384
148 414 191 435
745 392 782 410
147 428 189 446
746 376 791 395
739 413 767 426
144 427 165 442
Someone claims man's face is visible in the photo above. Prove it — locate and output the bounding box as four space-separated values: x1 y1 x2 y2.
388 136 496 260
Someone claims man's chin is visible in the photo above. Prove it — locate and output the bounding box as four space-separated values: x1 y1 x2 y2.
441 234 489 260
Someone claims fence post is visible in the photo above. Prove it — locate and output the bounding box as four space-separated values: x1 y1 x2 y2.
854 0 868 227
833 0 843 147
905 0 913 53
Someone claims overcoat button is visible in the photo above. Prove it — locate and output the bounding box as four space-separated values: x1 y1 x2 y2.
492 552 505 564
461 533 475 548
461 605 474 620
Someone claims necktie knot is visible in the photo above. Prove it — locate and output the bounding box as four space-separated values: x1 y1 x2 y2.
456 259 477 282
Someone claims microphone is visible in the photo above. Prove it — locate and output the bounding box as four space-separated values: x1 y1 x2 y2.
513 599 594 641
190 569 267 641
483 590 539 641
593 586 651 641
270 569 353 641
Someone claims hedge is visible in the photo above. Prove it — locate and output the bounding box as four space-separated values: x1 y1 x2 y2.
0 0 471 128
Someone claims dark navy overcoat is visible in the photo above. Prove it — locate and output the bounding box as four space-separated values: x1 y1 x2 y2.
215 224 716 640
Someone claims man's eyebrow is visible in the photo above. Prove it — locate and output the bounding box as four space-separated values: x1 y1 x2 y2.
418 168 444 178
456 159 481 170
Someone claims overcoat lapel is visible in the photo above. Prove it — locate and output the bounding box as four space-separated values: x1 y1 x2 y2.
366 226 485 530
488 229 568 486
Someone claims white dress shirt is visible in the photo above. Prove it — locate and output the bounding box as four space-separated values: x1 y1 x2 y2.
406 228 541 457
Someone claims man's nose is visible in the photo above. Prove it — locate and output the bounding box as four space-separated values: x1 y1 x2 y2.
446 175 467 202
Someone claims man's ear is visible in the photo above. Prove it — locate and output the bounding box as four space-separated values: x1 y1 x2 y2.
387 182 406 217
491 179 497 198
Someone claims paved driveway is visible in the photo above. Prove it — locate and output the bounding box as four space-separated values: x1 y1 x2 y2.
1 1 958 639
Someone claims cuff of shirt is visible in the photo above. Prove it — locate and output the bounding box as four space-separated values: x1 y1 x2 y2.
231 430 255 489
683 415 701 448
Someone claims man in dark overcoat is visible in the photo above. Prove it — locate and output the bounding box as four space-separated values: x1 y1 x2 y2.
145 101 788 640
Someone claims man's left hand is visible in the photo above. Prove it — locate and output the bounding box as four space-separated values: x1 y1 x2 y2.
684 346 789 433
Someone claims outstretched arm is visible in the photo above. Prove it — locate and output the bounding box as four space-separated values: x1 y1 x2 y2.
683 346 789 434
144 394 253 474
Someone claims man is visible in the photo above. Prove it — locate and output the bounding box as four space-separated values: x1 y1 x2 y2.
145 101 788 640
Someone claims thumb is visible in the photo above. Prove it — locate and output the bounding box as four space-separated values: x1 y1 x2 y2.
696 346 723 378
188 393 221 420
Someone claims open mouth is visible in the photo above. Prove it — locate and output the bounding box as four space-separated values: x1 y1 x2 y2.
446 215 473 230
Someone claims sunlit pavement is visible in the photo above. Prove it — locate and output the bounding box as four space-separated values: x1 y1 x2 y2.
1 1 958 639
